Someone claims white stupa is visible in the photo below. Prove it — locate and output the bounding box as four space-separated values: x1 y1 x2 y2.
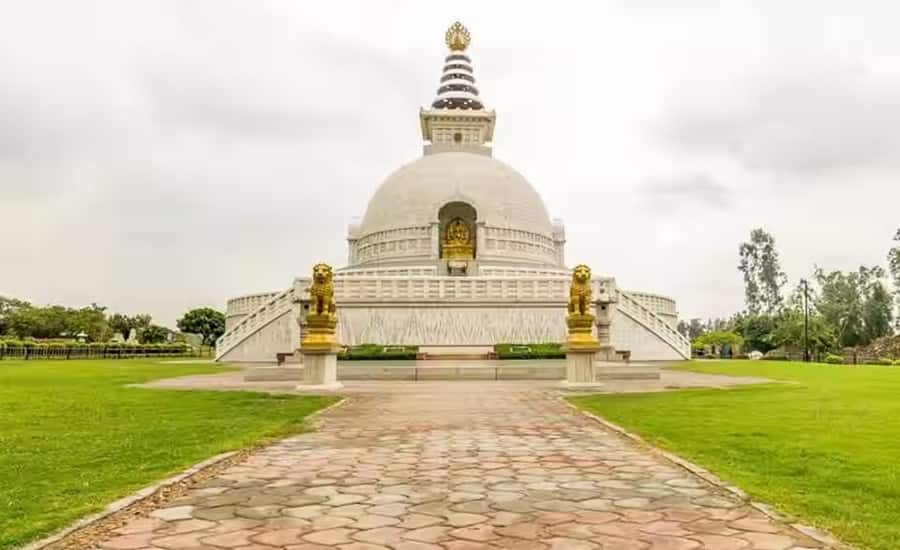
215 22 690 362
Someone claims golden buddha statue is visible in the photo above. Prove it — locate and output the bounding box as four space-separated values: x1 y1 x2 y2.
442 218 474 260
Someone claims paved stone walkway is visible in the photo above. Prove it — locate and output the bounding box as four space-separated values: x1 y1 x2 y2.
97 382 827 550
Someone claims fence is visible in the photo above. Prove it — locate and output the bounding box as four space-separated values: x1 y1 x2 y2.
0 343 197 361
694 350 897 365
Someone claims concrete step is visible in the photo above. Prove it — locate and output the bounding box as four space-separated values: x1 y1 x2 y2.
418 353 495 360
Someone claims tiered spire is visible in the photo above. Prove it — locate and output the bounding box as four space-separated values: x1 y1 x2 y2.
431 22 483 110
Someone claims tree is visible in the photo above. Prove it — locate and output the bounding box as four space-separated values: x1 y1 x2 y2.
692 330 744 357
8 305 71 339
738 228 787 315
863 280 893 343
0 296 30 335
677 318 706 340
108 313 152 341
140 324 171 344
815 265 892 348
771 308 836 354
68 304 109 342
889 228 900 330
732 312 778 353
176 308 225 346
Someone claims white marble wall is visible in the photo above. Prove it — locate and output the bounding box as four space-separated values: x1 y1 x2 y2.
339 306 568 346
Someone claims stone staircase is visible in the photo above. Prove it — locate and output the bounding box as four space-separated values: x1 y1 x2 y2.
215 283 691 362
616 291 692 359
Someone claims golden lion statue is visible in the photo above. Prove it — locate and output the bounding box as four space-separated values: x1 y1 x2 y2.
568 264 593 316
309 262 336 317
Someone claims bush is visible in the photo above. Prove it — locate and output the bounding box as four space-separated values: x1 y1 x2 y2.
893 359 900 366
762 351 788 361
494 342 565 359
864 357 894 366
824 354 844 364
339 344 418 360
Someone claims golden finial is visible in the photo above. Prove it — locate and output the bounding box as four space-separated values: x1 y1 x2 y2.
445 21 471 51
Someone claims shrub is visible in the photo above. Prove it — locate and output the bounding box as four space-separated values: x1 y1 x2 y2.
864 357 894 366
339 344 418 360
893 359 900 366
494 342 565 360
824 354 844 364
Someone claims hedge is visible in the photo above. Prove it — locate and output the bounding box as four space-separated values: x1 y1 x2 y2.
0 340 193 360
494 342 565 360
824 354 844 364
338 344 418 361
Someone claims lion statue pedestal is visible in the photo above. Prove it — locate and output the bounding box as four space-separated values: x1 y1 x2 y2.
559 265 605 389
297 263 343 391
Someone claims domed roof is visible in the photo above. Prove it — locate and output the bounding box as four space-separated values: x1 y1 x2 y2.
359 152 553 236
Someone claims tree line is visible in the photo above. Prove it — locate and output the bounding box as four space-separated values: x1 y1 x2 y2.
679 227 900 357
0 298 226 347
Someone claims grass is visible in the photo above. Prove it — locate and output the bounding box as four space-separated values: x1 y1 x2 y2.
0 359 338 549
569 360 900 550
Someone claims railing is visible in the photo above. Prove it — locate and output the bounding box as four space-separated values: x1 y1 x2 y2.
215 286 297 360
331 276 574 302
617 291 691 359
215 276 691 361
0 344 196 361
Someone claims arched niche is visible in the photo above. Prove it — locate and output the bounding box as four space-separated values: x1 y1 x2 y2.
438 202 477 260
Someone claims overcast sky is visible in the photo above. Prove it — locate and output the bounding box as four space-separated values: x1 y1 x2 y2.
1 1 898 327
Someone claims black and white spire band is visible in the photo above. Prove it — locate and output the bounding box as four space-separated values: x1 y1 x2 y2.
432 23 484 110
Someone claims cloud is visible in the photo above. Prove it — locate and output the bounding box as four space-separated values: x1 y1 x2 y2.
657 63 900 175
640 173 734 212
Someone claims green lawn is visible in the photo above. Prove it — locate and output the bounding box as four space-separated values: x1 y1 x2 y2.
570 360 900 550
0 359 337 549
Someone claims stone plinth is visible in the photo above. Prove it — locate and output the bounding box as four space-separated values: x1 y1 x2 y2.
559 347 605 389
560 311 605 389
296 312 343 391
296 350 342 391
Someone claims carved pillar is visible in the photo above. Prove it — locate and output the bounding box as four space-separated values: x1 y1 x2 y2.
594 279 619 362
429 222 440 259
475 221 486 259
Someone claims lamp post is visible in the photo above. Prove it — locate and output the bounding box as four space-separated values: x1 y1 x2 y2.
802 279 810 362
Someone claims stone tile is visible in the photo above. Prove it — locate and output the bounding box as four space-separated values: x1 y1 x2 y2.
200 528 257 547
352 514 401 529
302 527 357 545
687 533 750 549
351 526 406 545
99 533 155 549
543 537 598 550
390 542 443 550
150 505 195 521
737 532 797 549
448 524 497 542
310 515 356 530
251 528 308 546
446 512 488 527
112 517 164 535
495 521 545 540
402 525 451 543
